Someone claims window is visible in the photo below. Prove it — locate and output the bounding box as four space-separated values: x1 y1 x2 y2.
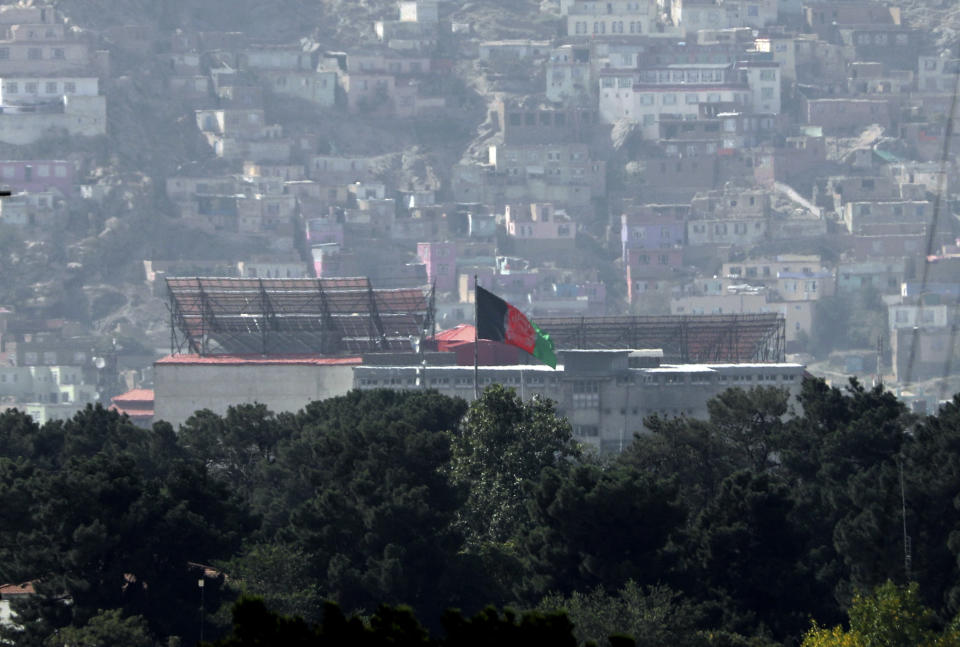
761 87 774 100
759 69 776 81
45 81 57 93
573 381 600 408
573 425 599 438
55 165 67 178
4 82 16 94
662 93 676 105
26 82 38 93
0 48 9 60
685 93 698 104
27 47 41 60
52 48 65 59
639 94 654 105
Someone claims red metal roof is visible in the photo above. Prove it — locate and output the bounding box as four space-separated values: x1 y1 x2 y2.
0 582 35 596
431 324 476 343
155 354 363 366
111 389 155 403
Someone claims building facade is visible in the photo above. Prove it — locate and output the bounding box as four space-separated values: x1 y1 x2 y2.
353 349 805 453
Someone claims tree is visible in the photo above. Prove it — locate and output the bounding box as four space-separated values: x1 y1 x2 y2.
801 581 960 647
685 470 822 642
538 582 704 647
219 543 324 623
901 395 960 615
778 379 912 607
517 464 685 601
0 406 253 646
207 596 583 647
271 389 471 620
45 609 156 647
178 404 292 505
450 385 582 546
619 386 790 510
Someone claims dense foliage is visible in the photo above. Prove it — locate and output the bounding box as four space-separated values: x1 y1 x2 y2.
3 380 960 646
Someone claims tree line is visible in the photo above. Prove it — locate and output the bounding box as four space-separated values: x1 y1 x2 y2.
2 379 960 646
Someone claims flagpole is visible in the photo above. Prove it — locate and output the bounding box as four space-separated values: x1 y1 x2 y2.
473 274 479 400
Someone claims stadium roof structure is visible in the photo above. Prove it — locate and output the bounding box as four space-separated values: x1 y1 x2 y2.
535 313 786 364
166 277 435 356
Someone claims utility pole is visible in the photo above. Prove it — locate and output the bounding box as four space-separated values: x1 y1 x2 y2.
899 459 912 580
198 578 205 643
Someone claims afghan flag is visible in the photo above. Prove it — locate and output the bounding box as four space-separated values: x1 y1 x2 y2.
476 285 557 368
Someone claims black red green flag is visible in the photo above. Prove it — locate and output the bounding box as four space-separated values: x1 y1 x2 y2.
476 285 557 368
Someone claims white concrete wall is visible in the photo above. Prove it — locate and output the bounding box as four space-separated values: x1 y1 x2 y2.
154 363 357 427
0 94 105 145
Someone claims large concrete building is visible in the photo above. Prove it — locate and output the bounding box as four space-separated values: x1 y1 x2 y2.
353 349 805 454
153 354 360 427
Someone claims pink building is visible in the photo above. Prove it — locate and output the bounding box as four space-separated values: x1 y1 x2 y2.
417 241 457 292
504 203 576 248
0 160 75 197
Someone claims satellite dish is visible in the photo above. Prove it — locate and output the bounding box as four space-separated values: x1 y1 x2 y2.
93 357 106 369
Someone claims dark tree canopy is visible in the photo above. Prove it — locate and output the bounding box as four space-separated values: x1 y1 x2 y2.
5 380 960 646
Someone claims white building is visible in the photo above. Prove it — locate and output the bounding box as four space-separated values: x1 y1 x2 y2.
598 61 780 137
565 0 663 38
672 0 778 35
546 45 593 104
0 75 104 144
918 53 960 93
888 303 950 330
267 69 337 108
738 61 781 114
600 63 750 136
0 76 98 104
399 0 439 24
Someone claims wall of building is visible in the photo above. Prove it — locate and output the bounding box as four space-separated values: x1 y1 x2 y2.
154 361 357 427
353 355 805 454
0 94 105 145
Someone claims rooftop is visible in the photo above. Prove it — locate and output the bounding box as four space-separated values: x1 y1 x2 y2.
156 354 363 366
0 582 35 597
111 388 154 403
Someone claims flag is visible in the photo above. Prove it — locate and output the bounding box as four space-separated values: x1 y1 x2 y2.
476 285 557 368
